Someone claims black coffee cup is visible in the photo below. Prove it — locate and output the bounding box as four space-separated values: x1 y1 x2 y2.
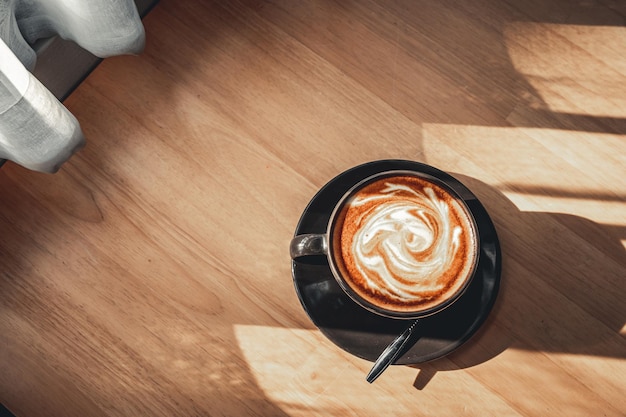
290 170 480 320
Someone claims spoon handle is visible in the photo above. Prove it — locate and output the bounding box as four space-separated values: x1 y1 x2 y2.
366 320 419 383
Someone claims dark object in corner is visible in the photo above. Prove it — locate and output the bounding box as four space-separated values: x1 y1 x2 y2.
32 0 159 101
0 404 16 417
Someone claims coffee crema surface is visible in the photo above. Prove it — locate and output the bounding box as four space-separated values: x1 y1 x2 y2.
332 174 478 314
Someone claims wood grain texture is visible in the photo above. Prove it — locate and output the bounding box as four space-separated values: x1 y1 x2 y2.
1 1 625 416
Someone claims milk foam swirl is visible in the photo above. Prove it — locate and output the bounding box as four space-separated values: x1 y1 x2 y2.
347 181 465 304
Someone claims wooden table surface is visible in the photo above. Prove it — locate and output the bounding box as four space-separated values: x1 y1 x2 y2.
1 1 625 416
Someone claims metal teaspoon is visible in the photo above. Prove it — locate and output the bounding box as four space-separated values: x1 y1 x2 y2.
366 320 419 383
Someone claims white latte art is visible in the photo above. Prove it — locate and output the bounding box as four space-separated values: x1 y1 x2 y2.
352 183 460 300
334 175 476 313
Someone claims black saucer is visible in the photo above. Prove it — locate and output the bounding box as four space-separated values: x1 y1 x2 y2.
291 160 501 364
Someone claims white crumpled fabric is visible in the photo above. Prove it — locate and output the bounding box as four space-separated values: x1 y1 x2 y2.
0 0 145 172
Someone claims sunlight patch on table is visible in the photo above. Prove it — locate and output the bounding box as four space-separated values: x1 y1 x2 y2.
233 324 415 416
503 22 626 118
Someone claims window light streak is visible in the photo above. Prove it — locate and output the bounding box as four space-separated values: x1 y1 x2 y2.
503 22 626 118
233 324 525 416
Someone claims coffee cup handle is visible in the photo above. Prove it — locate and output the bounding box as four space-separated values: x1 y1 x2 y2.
290 234 328 259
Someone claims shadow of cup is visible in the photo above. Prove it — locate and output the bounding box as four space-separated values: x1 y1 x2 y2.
409 174 626 389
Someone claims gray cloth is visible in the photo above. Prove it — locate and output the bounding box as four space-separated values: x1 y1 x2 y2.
0 0 145 172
